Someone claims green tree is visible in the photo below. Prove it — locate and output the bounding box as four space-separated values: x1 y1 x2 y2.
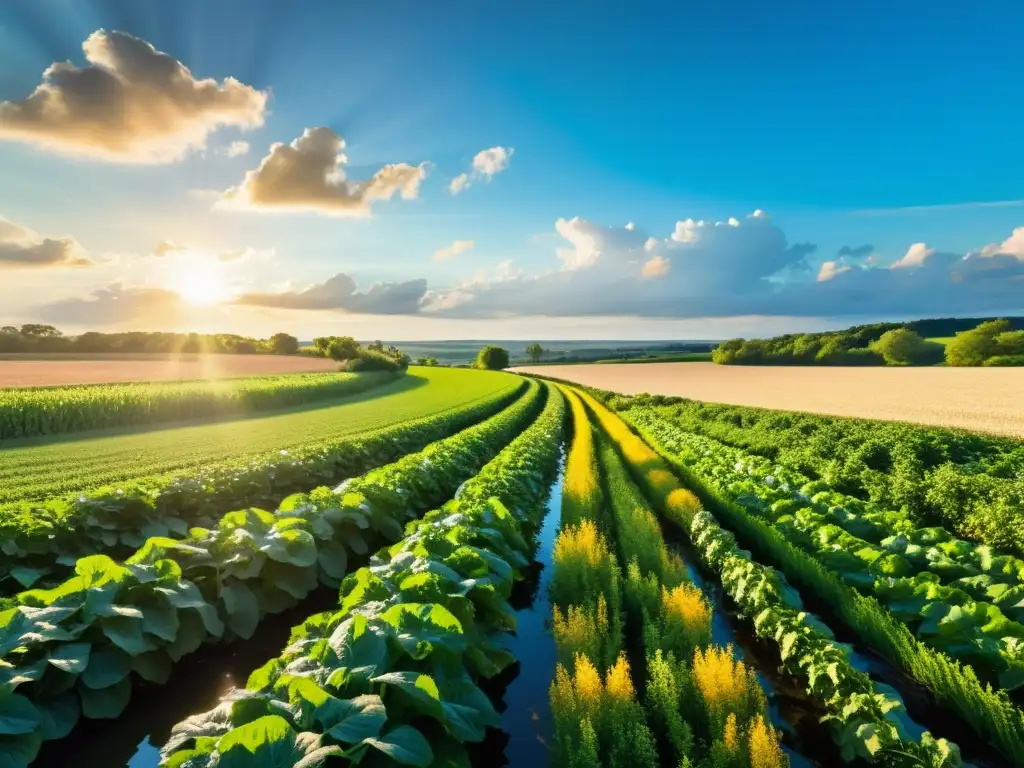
946 319 1012 366
415 356 438 366
269 332 299 355
870 329 944 366
326 336 362 361
525 343 545 363
476 345 510 370
19 324 61 338
995 330 1024 356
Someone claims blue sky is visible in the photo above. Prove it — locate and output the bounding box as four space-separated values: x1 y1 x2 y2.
2 0 1023 340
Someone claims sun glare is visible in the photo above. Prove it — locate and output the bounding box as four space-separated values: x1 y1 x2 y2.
176 264 227 306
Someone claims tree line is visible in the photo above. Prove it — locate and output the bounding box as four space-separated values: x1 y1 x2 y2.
712 317 1024 367
0 325 301 355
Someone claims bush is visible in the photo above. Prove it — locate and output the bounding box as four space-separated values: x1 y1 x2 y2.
268 332 299 355
946 319 1012 366
324 337 361 362
869 329 944 366
343 349 406 372
982 355 1024 367
476 345 510 370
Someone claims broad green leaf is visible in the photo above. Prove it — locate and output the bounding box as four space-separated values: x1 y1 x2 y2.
0 731 42 768
141 604 180 643
328 617 388 683
47 643 91 675
103 616 157 655
166 610 208 662
78 676 131 719
361 725 433 767
217 715 299 768
316 541 348 581
370 671 443 720
8 567 46 590
222 583 260 640
80 646 132 690
315 694 386 743
294 745 345 768
35 693 79 741
0 692 39 735
132 650 172 684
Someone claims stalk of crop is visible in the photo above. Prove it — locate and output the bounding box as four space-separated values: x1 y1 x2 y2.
576 387 965 767
596 427 786 768
156 382 567 767
628 407 1024 765
0 378 529 595
0 371 396 440
0 379 544 768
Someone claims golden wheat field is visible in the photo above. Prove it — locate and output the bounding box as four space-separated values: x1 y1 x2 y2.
0 354 340 387
516 362 1024 437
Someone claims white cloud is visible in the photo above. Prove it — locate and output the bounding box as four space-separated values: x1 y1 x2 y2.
153 240 189 257
641 255 670 278
0 217 93 268
39 283 189 325
0 30 266 163
891 242 935 269
448 145 514 195
432 239 475 261
817 261 851 282
235 273 428 314
225 140 250 158
218 127 428 216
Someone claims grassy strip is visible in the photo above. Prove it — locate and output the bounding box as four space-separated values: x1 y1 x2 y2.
0 371 394 441
0 381 544 767
156 383 567 767
0 375 525 594
577 388 965 767
0 367 517 503
550 386 786 768
628 409 1024 690
626 409 1024 765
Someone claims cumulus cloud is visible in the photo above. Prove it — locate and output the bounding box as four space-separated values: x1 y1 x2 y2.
0 217 93 268
448 145 514 195
0 30 267 163
235 273 428 314
980 226 1024 259
420 212 1024 320
218 127 428 216
432 240 474 261
39 283 188 326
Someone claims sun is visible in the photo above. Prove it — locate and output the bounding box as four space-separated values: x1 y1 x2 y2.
176 264 227 306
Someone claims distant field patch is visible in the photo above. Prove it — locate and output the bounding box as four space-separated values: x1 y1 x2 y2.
0 353 338 387
927 336 955 346
0 367 519 502
517 361 1024 436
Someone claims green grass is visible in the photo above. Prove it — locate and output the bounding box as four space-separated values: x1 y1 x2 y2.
0 367 518 503
927 336 955 346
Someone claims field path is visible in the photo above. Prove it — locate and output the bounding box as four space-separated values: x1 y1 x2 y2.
0 354 338 387
515 362 1024 437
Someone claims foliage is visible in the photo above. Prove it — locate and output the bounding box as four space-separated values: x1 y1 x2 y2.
156 383 566 768
0 375 527 595
0 326 303 355
475 345 510 370
946 320 1024 366
268 333 299 355
0 370 393 441
869 329 945 366
0 380 547 766
626 407 1024 764
413 357 439 366
525 343 546 363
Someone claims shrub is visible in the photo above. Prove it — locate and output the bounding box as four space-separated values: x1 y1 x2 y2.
344 349 403 372
983 355 1024 367
870 328 944 366
476 345 510 370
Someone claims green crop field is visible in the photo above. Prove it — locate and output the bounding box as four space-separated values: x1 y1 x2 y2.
5 369 1024 768
0 367 517 503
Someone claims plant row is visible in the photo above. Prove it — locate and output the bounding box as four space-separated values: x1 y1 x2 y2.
156 381 566 767
0 379 529 595
549 386 787 768
0 370 395 441
617 395 1024 555
628 409 1024 692
621 406 1024 766
577 388 965 766
0 379 544 768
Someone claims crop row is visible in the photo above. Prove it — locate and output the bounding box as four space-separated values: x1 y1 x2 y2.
550 386 787 768
628 408 1024 691
0 379 545 767
622 405 1024 765
623 396 1024 555
0 368 519 505
156 381 566 766
0 378 529 595
0 371 395 441
578 389 965 766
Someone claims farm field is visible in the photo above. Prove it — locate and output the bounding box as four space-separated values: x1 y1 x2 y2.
0 367 518 503
0 353 340 387
3 372 1024 768
515 361 1024 436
